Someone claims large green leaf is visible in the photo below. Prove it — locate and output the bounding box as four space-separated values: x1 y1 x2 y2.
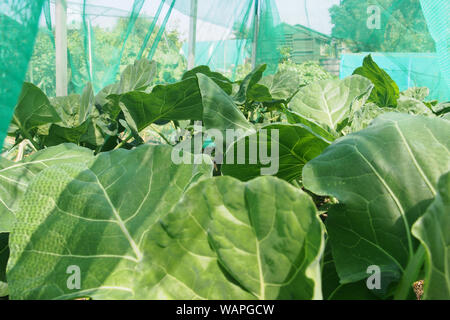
116 77 203 132
115 68 239 134
50 94 83 127
49 83 97 129
303 113 450 295
7 145 213 299
201 176 324 299
94 59 156 110
140 176 324 300
396 97 433 116
321 239 378 300
7 152 323 299
0 144 94 232
79 83 94 123
197 73 254 134
285 110 337 142
348 98 434 133
0 158 16 233
183 65 231 83
95 83 121 110
43 120 91 147
182 65 233 95
233 64 267 105
289 75 373 133
400 87 430 101
259 70 301 101
247 84 273 103
44 118 108 149
44 84 113 148
12 83 61 135
118 59 157 94
0 233 7 297
353 55 399 108
412 172 450 299
222 123 330 182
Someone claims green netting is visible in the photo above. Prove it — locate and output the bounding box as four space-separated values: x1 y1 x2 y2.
0 0 45 146
177 0 285 77
332 0 449 101
22 0 285 96
1 0 449 148
340 52 449 101
254 0 284 73
420 0 449 96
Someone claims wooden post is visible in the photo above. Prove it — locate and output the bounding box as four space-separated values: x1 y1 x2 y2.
251 0 260 69
55 0 68 96
188 0 198 70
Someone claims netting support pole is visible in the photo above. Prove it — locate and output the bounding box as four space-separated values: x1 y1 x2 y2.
251 0 260 69
55 0 68 96
188 0 198 70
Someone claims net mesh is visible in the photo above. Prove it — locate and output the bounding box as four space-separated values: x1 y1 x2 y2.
0 0 45 146
1 0 449 147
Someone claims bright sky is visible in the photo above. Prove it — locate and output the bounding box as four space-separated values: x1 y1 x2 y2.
43 0 341 41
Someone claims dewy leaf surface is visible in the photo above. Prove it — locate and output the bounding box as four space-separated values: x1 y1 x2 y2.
303 113 450 292
8 155 323 299
289 75 373 132
222 123 330 182
0 144 94 232
412 172 450 299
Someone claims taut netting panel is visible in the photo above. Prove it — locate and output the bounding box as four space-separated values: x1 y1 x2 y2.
0 0 45 146
0 0 449 147
26 0 284 96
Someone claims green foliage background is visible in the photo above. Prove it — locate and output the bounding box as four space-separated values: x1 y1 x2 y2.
26 17 187 97
329 0 435 52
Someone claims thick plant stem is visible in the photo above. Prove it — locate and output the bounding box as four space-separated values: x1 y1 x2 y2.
393 245 425 300
27 137 41 150
15 140 26 162
20 129 40 151
23 134 40 151
113 134 133 150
